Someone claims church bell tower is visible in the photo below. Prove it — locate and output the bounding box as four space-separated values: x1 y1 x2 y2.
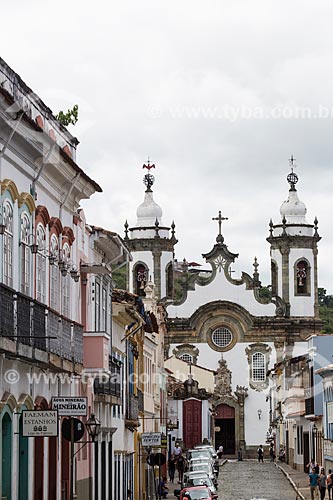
124 161 177 300
267 158 320 317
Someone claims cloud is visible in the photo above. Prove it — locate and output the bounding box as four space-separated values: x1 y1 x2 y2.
2 0 333 291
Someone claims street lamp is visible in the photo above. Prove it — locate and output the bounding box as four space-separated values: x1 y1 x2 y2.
85 413 101 442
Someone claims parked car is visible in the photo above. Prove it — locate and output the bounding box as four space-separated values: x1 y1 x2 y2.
184 473 218 495
174 485 218 499
186 465 218 487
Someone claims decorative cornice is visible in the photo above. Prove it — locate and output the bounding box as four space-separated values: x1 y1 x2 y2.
0 178 20 202
62 226 75 245
49 217 63 235
18 192 36 213
35 205 51 226
0 392 17 413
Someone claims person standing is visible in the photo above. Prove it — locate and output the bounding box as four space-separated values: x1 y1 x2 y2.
319 468 327 500
309 467 319 500
217 444 224 460
327 469 333 500
168 455 176 483
257 444 264 463
269 444 275 462
177 453 185 484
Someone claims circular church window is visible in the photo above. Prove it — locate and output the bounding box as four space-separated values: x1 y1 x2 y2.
211 327 233 348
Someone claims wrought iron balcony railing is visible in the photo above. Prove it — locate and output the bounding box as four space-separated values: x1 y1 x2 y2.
0 283 83 363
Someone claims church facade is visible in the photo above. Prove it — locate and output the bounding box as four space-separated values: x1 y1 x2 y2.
125 162 324 457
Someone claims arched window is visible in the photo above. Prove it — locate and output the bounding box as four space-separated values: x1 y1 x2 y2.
36 223 46 302
271 261 278 295
295 260 310 295
166 262 173 298
134 263 148 296
252 352 265 382
49 234 59 310
179 353 193 364
20 213 31 295
3 200 14 287
62 243 71 317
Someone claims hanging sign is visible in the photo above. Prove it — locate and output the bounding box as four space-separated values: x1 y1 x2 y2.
22 410 58 437
51 397 88 416
141 432 162 447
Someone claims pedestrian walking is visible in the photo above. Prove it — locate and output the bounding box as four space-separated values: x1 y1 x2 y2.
269 444 275 462
177 453 185 484
257 444 264 463
309 467 319 500
217 444 224 460
168 455 176 483
319 468 327 500
327 469 332 500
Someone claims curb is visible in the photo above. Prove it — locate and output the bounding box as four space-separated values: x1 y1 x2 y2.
275 463 305 500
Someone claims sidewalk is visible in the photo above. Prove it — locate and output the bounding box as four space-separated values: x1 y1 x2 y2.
276 461 312 500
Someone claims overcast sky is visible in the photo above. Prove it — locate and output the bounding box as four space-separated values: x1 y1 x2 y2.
3 0 333 292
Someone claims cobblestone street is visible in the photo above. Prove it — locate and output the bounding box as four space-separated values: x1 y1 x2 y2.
217 460 298 500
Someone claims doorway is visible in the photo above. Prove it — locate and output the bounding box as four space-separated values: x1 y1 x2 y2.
183 399 202 449
214 404 235 455
303 432 310 473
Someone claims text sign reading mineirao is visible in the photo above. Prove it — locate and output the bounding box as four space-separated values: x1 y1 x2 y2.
141 432 162 447
52 397 88 416
22 410 58 437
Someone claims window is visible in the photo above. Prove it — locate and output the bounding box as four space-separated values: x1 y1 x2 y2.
252 352 265 382
95 281 100 330
50 235 59 310
166 262 173 298
295 260 310 295
271 261 278 295
101 286 107 331
179 353 193 364
62 243 71 317
3 200 14 287
212 327 233 348
134 263 148 296
20 212 31 295
36 223 46 302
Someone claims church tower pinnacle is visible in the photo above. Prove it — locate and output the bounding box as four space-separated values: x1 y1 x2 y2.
267 157 320 317
124 160 177 300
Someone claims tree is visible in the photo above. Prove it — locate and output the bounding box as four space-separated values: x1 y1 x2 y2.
56 104 79 127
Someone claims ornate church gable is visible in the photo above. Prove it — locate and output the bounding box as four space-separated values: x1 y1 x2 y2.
167 210 286 321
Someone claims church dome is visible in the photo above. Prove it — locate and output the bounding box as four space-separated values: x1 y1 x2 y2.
280 188 307 224
136 191 163 226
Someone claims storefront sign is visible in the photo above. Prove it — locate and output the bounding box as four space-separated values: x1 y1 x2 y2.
52 397 88 416
22 410 58 437
141 432 161 447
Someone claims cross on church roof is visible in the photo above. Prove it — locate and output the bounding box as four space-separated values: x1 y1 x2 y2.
287 155 298 191
212 210 228 244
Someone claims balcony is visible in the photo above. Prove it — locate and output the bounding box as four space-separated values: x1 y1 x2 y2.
0 283 83 366
125 393 140 431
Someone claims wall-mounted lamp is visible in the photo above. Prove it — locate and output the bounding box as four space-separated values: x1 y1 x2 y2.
258 409 262 420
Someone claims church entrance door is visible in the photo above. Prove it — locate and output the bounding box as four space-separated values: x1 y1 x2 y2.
183 399 202 449
215 404 235 455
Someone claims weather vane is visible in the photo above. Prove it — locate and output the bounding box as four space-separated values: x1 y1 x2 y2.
142 157 156 191
287 155 298 190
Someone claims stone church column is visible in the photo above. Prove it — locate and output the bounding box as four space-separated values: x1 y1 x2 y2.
235 386 248 450
153 250 162 299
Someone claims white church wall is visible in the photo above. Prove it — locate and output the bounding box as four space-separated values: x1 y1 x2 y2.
129 251 154 293
289 248 315 317
167 270 276 319
270 249 283 297
160 250 173 298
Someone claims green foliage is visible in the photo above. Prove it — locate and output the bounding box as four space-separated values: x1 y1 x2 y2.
112 265 127 290
56 104 79 127
318 287 333 333
259 286 272 301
